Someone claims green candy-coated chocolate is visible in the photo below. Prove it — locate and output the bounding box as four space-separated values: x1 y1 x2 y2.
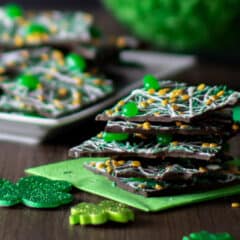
17 74 39 90
65 53 86 72
26 23 49 35
103 132 129 142
122 101 138 117
157 133 173 146
4 4 23 19
143 74 160 91
233 106 240 123
69 200 134 225
182 230 235 240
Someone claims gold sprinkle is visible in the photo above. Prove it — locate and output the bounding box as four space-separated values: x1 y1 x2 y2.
106 166 112 174
96 162 105 169
155 184 163 190
74 77 84 86
58 88 68 97
197 83 206 91
14 35 24 47
53 99 64 109
162 99 169 106
205 99 213 105
131 161 141 167
105 159 111 166
170 89 183 98
158 88 169 96
112 160 119 167
231 202 240 208
199 167 208 173
97 132 103 138
53 50 64 60
232 124 240 131
209 143 217 148
171 141 179 146
106 109 113 116
216 90 225 97
117 100 125 106
139 101 148 108
142 122 151 130
148 89 155 95
202 143 210 148
181 94 190 101
118 160 125 166
138 184 145 189
169 97 177 103
147 98 155 104
172 104 179 111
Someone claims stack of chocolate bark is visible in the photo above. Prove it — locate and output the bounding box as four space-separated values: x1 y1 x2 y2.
70 76 240 197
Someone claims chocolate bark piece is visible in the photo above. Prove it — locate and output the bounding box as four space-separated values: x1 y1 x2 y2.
96 82 240 123
0 8 94 49
69 134 222 161
85 161 240 197
104 116 239 137
0 47 52 74
0 66 113 118
85 158 233 182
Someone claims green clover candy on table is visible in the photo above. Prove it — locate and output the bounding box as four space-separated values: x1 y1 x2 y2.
182 230 235 240
69 200 135 225
0 176 73 208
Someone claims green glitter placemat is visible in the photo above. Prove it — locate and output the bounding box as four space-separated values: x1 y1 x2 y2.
25 158 240 212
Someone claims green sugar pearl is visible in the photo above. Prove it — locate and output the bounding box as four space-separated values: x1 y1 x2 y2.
26 23 49 35
122 101 139 117
65 53 86 72
143 74 160 91
157 133 172 146
4 4 23 19
103 132 129 142
17 74 40 90
233 106 240 123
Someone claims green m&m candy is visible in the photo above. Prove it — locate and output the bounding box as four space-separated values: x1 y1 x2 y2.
103 132 129 142
143 74 160 91
122 101 138 117
26 23 49 35
17 74 39 90
65 53 86 72
182 230 235 240
233 106 240 123
4 4 23 19
157 133 172 146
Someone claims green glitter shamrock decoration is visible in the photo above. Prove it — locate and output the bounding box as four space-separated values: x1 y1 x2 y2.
69 200 135 225
182 230 235 240
0 176 73 208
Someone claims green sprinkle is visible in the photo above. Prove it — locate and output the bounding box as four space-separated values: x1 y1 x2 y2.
233 106 240 123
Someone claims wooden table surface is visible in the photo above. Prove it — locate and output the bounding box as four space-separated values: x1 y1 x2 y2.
1 6 240 240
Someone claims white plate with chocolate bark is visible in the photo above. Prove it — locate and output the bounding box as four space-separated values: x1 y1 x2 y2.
0 50 195 144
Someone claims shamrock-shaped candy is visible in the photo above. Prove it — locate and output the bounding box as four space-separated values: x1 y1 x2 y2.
69 200 134 225
182 230 235 240
0 176 73 208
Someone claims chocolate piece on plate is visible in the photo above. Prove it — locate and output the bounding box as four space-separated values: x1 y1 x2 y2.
69 133 222 161
0 4 95 49
0 66 113 118
85 160 240 197
96 79 240 123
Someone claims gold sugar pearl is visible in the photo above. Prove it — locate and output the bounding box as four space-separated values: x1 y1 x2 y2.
155 184 163 190
74 77 84 86
14 35 24 47
139 101 148 108
105 159 111 166
53 99 64 109
148 89 155 95
154 112 160 116
202 143 210 148
209 143 217 148
231 202 240 208
58 88 68 97
112 160 119 167
106 166 113 174
170 89 183 98
117 100 125 107
131 161 141 167
52 50 64 60
216 90 225 97
96 162 106 170
171 141 179 146
105 109 113 116
161 99 169 106
147 98 155 104
73 92 82 100
118 160 125 166
172 104 179 111
199 167 208 173
181 94 190 101
72 99 81 106
37 95 45 102
138 184 146 189
97 132 103 138
232 124 240 131
205 99 213 105
158 88 169 96
197 83 206 91
142 121 151 130
169 97 177 103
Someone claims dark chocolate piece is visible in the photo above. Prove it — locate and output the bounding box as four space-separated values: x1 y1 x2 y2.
69 134 222 161
96 82 240 123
